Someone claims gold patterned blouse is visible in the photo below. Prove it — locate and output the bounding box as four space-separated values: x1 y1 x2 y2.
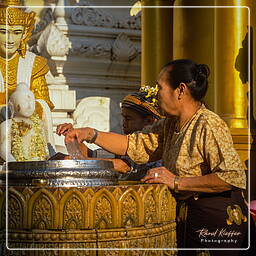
127 105 246 189
0 54 54 110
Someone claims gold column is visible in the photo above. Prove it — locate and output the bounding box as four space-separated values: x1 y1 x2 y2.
141 0 174 86
173 0 215 110
214 0 250 129
214 0 256 199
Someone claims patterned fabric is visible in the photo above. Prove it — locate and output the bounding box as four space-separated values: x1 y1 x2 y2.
127 105 246 189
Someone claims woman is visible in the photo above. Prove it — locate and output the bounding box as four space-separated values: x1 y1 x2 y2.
57 59 249 255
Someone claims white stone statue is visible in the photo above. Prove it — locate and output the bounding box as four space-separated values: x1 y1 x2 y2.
0 83 55 162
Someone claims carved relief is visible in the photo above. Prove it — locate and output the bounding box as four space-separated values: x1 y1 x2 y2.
32 194 53 229
8 194 22 229
122 193 137 227
0 184 176 250
95 196 113 229
37 23 70 57
70 0 141 30
144 192 157 224
112 33 138 61
33 8 55 34
160 189 170 222
113 187 122 201
71 1 115 27
70 40 111 58
159 186 176 222
38 250 59 256
63 194 84 229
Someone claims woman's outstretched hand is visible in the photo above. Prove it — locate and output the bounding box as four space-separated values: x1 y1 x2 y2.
64 127 95 144
56 124 95 144
56 123 73 136
141 166 176 190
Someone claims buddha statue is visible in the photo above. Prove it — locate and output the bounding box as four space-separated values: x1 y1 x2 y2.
0 83 55 162
0 0 54 121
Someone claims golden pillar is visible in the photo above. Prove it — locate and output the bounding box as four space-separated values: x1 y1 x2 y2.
141 0 174 86
214 0 250 129
214 0 256 199
173 0 215 110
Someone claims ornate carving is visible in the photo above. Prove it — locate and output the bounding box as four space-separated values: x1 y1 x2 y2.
37 23 70 57
33 8 55 34
145 192 157 224
64 194 84 229
113 187 122 201
160 189 170 222
71 1 115 27
112 33 138 61
122 193 137 227
70 40 111 58
117 12 141 30
8 194 22 229
32 194 53 229
0 184 176 250
69 0 141 30
95 196 112 229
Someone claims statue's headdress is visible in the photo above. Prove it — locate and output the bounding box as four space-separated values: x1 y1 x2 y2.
121 85 163 119
0 0 35 57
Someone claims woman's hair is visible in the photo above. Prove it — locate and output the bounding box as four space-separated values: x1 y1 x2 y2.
162 59 210 101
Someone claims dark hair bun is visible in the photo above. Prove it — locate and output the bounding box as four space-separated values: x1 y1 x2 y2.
195 64 210 80
162 59 210 101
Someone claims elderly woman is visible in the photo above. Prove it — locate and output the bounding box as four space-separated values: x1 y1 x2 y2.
57 59 249 254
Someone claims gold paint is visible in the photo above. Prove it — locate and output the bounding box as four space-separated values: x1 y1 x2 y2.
173 0 215 110
11 113 48 161
0 184 177 251
141 0 174 86
0 1 54 110
214 0 249 128
0 0 35 57
226 204 247 225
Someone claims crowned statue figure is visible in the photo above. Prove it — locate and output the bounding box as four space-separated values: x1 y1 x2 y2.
0 0 54 121
0 83 55 162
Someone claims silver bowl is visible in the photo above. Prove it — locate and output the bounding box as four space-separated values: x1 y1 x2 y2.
0 160 118 187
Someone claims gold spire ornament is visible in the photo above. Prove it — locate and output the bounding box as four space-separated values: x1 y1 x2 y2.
0 0 35 57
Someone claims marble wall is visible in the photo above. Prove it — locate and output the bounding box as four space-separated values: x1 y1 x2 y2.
27 0 141 152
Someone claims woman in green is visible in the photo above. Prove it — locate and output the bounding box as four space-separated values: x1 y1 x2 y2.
57 59 250 255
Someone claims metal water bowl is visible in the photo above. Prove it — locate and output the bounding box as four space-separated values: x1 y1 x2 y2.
1 160 118 187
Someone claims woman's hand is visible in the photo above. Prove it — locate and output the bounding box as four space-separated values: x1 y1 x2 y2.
141 166 176 190
56 123 73 136
65 127 95 144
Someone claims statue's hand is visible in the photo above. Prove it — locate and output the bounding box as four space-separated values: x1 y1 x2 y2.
0 105 14 122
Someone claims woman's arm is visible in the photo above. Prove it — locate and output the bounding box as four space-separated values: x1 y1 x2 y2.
142 167 233 193
64 127 129 156
178 173 233 192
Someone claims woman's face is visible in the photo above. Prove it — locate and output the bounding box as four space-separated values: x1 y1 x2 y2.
157 71 180 116
121 107 146 135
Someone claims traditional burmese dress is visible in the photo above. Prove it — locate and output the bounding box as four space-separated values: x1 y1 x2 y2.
127 105 249 255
